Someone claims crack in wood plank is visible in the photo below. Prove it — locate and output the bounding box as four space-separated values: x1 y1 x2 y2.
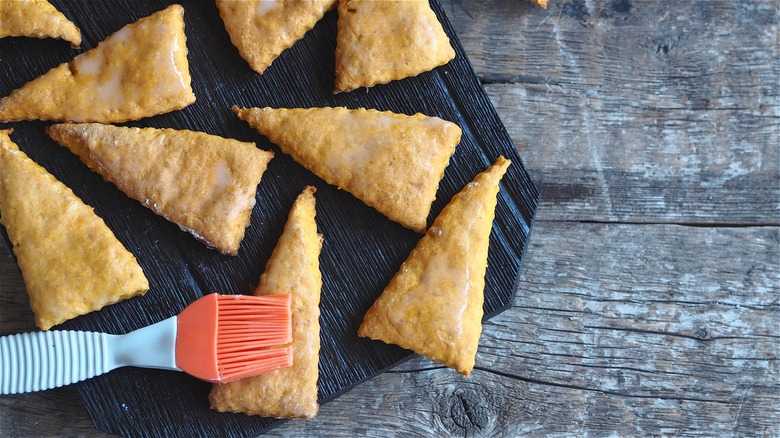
474 367 737 404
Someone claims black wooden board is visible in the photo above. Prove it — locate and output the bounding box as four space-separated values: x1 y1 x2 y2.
0 1 539 436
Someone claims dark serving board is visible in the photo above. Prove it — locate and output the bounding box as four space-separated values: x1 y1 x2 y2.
0 1 539 436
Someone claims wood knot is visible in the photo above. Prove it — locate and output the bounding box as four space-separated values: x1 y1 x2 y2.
444 387 491 434
647 33 684 61
694 327 708 340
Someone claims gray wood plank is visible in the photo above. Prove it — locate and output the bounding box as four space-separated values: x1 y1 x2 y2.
448 0 779 224
486 81 779 224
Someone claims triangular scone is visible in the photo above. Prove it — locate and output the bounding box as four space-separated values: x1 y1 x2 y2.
235 106 461 233
210 186 322 418
333 0 456 93
0 130 148 330
46 123 274 255
358 156 511 377
216 0 336 75
531 0 548 9
0 0 81 47
0 4 194 123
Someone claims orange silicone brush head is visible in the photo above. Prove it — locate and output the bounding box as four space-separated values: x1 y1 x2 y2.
175 293 293 383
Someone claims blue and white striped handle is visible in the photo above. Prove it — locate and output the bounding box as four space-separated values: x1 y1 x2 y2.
0 317 179 394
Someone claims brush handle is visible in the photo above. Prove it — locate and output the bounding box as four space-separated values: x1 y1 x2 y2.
0 317 180 394
1 330 109 394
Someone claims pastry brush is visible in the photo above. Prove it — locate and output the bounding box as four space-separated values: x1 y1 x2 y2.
0 293 292 394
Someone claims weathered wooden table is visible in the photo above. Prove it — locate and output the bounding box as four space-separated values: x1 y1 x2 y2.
1 0 778 436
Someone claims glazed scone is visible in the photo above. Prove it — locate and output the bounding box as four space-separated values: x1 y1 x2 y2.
234 106 461 233
210 186 322 418
0 4 194 123
334 0 455 93
46 123 274 256
216 0 336 74
0 0 81 47
358 157 511 377
0 129 148 330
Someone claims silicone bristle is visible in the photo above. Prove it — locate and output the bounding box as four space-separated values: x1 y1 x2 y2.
217 346 293 383
215 294 293 382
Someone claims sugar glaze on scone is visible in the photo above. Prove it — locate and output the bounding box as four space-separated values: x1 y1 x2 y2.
334 0 455 92
47 123 274 255
0 0 82 47
359 157 511 376
0 4 194 123
210 186 323 418
234 106 461 233
216 0 336 74
0 129 148 330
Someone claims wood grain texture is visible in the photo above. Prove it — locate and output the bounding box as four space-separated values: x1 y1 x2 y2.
444 0 779 225
267 221 780 437
2 0 779 436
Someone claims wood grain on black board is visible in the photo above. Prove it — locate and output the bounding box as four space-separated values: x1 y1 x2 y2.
0 1 539 436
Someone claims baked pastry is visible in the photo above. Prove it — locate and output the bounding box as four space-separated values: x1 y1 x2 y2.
210 186 322 418
531 0 548 9
0 4 195 123
358 156 511 376
334 0 455 93
234 106 461 233
216 0 336 74
0 129 148 330
0 0 81 47
46 123 274 255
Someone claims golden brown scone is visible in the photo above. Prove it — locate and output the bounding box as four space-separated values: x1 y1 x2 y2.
334 0 455 93
216 0 336 74
531 0 548 9
358 156 511 377
0 0 81 47
46 123 274 256
0 4 195 123
0 129 148 330
234 106 461 233
210 186 322 418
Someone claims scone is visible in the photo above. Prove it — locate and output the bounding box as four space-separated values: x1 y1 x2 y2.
334 0 455 93
46 123 274 255
358 157 511 376
0 4 195 123
0 0 81 47
234 106 461 233
0 129 148 330
210 186 322 418
216 0 336 74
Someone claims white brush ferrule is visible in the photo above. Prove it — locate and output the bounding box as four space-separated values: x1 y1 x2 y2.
0 317 180 395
